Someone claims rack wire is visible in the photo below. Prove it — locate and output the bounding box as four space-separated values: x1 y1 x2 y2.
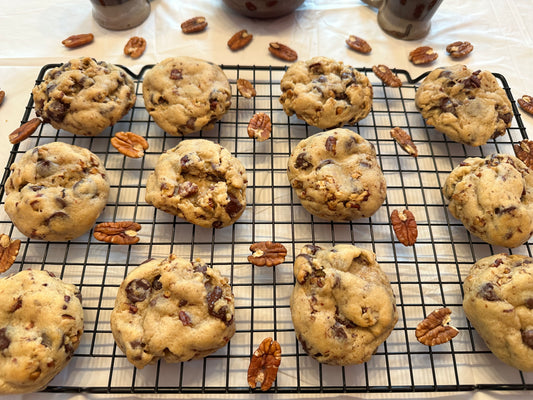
1 63 532 394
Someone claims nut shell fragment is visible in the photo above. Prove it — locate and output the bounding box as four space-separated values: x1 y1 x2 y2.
0 234 21 273
248 241 287 267
416 307 459 346
94 222 141 245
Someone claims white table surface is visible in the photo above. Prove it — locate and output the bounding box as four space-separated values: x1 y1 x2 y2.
0 0 532 399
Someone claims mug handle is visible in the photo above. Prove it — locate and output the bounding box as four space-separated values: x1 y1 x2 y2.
361 0 383 8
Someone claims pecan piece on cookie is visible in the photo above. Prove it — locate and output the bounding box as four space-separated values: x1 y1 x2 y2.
446 41 473 58
346 35 372 54
513 139 533 169
94 222 141 245
0 90 5 106
124 36 147 59
237 78 257 98
248 241 287 267
416 307 459 346
408 46 438 65
111 131 149 158
247 113 271 142
181 16 207 33
268 42 298 62
228 29 253 51
62 33 94 48
0 234 21 273
390 127 418 157
391 209 418 246
247 337 282 391
518 95 533 116
372 65 402 88
9 118 42 144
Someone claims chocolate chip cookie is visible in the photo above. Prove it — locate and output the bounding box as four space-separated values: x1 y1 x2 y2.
145 139 247 228
290 244 398 365
142 56 232 136
414 65 513 146
463 253 533 371
4 141 110 241
32 57 136 136
287 128 386 221
110 254 235 369
0 269 83 394
442 154 533 248
279 56 373 129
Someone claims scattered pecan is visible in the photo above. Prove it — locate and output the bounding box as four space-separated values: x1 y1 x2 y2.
346 35 372 54
446 41 473 58
181 16 207 33
408 46 438 65
124 36 147 59
237 78 257 98
247 337 282 391
513 139 533 169
111 131 149 158
372 64 402 88
9 118 42 144
62 33 94 48
416 307 459 346
391 209 418 246
390 127 418 157
0 234 21 273
0 90 5 106
228 29 253 51
248 241 287 267
93 222 141 245
247 113 272 142
518 95 533 116
268 42 297 62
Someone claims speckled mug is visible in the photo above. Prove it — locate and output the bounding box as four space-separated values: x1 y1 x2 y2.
90 0 151 30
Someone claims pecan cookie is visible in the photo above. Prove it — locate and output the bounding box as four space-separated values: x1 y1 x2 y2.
142 56 231 136
287 128 386 221
110 254 235 369
279 56 373 129
442 154 533 248
414 65 513 146
0 269 83 394
290 244 398 365
32 57 135 136
463 253 533 371
145 139 247 228
4 142 110 241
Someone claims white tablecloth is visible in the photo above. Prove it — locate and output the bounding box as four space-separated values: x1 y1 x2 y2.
0 0 532 399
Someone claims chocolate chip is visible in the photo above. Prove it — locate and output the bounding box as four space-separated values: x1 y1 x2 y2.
522 330 533 349
186 117 196 130
440 97 457 116
478 282 500 301
317 159 334 169
41 332 53 348
308 62 323 74
304 244 321 255
331 321 347 339
10 296 22 312
526 298 533 309
45 211 68 226
325 136 337 154
125 278 151 303
207 286 231 324
179 310 192 326
193 263 208 274
47 100 69 122
179 299 188 307
0 328 10 350
152 275 162 290
294 152 312 170
180 155 192 170
130 340 143 349
462 70 481 89
170 68 183 80
499 112 513 124
224 193 243 218
178 181 199 198
494 206 516 215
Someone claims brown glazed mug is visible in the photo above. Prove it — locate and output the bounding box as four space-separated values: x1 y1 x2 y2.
362 0 443 40
90 0 151 30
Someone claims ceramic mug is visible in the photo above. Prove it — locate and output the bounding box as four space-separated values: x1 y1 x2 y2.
362 0 443 40
90 0 151 30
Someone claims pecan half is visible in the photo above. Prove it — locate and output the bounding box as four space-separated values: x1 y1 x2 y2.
390 127 418 157
9 118 42 144
248 113 271 142
408 46 438 65
513 139 533 169
268 42 298 62
181 17 207 33
416 307 459 346
62 33 94 48
237 78 257 98
228 29 253 51
391 209 418 246
248 241 287 267
518 95 533 116
124 36 147 59
0 234 21 273
93 222 141 245
0 90 5 106
247 337 282 391
111 131 149 158
446 41 473 58
346 35 372 54
372 64 402 87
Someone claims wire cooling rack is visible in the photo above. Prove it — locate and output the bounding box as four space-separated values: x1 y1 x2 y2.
1 63 532 394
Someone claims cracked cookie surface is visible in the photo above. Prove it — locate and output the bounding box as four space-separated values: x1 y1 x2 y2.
463 253 533 371
290 244 398 365
110 254 235 369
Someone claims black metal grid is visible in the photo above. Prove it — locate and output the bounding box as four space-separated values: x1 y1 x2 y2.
1 63 532 394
